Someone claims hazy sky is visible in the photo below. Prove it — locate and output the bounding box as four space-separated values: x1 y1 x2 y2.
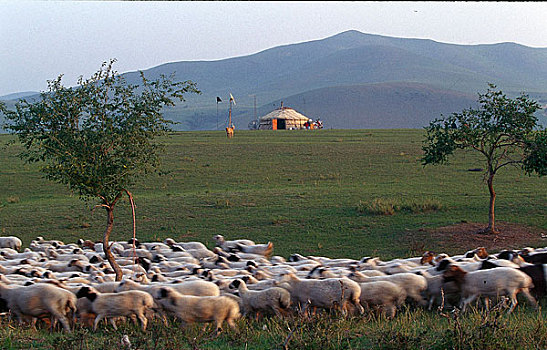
1 1 547 96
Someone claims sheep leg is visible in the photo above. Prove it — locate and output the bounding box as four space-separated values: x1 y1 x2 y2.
110 318 119 330
213 321 223 336
93 314 105 331
50 311 71 333
353 299 365 315
410 292 427 307
427 296 436 311
137 313 148 331
384 304 396 319
460 294 477 312
483 297 490 310
507 295 518 314
226 318 237 331
520 289 538 309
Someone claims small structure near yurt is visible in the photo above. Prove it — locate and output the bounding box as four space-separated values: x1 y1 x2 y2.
258 103 311 130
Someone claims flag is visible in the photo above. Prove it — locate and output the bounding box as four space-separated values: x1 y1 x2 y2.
229 93 236 105
216 96 222 103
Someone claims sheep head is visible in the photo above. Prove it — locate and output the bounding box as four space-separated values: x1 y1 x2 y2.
420 251 436 265
442 265 466 285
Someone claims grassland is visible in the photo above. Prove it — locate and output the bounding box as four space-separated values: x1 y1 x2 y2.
0 129 546 349
1 129 545 258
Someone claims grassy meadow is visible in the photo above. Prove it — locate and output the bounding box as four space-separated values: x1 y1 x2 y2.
0 129 546 349
1 129 545 258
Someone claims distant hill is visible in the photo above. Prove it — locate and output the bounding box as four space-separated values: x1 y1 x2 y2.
0 91 39 100
125 30 547 130
3 30 547 130
261 82 479 129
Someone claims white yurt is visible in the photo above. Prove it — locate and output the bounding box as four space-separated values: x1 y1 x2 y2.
258 103 311 130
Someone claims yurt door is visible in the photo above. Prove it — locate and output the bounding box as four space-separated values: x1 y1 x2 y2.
277 119 286 129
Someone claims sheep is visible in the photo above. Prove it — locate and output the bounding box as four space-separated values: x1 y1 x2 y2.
276 272 364 316
0 281 76 332
415 271 460 310
306 266 344 279
75 286 154 331
442 265 537 313
164 238 207 251
479 260 547 299
213 235 255 252
0 236 23 251
522 252 547 265
348 270 427 306
235 242 274 257
151 286 240 333
114 278 220 297
518 264 547 299
357 280 406 318
228 279 291 318
464 247 489 259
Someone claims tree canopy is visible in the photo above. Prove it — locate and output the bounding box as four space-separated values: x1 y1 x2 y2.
422 84 546 233
1 59 201 279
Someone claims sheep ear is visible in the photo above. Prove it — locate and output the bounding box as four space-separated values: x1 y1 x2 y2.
232 280 241 288
76 286 89 298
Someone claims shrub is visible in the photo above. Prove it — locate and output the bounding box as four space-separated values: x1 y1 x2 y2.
358 198 442 215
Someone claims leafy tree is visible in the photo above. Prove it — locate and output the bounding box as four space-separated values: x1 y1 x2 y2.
0 60 200 279
422 84 547 234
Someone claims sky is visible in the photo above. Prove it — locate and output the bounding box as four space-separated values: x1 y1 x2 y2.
1 1 547 97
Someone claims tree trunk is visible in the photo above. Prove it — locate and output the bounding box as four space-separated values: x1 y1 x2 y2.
103 205 123 281
482 174 499 234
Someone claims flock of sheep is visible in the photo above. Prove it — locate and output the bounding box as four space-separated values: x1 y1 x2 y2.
0 234 546 334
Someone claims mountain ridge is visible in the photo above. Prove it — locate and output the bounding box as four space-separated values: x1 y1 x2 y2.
2 30 547 130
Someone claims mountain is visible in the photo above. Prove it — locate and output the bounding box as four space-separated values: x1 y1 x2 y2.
123 30 547 130
0 91 40 100
3 30 547 130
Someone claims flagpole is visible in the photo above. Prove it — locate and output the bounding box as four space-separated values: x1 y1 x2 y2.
216 102 219 130
229 98 232 128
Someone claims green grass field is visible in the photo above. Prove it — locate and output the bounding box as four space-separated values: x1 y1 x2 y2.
1 129 545 259
0 129 546 349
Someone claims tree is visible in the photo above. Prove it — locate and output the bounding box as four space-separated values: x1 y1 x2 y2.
0 60 200 279
422 84 547 234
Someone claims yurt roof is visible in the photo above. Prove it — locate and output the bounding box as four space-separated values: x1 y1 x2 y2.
259 107 310 121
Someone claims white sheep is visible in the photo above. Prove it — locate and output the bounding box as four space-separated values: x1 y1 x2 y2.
0 236 23 251
114 278 220 296
0 281 76 332
235 242 274 257
276 272 364 316
213 235 255 252
348 270 427 306
152 286 240 333
443 265 537 313
228 279 291 317
358 280 406 318
75 285 154 331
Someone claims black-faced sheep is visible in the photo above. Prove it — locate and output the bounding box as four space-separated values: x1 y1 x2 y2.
75 286 154 331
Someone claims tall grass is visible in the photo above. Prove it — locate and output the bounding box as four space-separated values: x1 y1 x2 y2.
358 197 442 215
0 304 545 349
